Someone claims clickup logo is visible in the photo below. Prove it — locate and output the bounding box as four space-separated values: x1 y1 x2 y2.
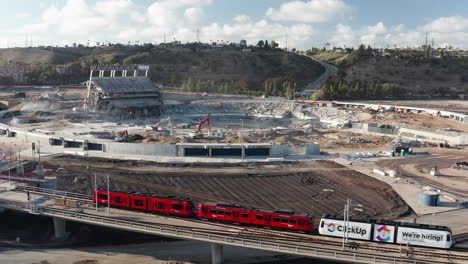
327 223 336 232
376 225 392 242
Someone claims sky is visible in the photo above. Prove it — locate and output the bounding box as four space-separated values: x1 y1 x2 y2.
1 0 468 49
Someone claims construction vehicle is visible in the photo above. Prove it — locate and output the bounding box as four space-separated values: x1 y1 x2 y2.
189 115 210 138
452 162 468 170
114 130 129 142
146 117 173 136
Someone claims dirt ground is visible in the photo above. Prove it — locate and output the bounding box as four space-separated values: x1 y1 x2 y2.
39 156 411 223
376 147 468 198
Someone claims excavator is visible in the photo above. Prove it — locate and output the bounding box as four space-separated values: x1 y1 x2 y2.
189 115 210 138
146 117 173 136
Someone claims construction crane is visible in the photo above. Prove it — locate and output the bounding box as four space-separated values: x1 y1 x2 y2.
189 115 210 138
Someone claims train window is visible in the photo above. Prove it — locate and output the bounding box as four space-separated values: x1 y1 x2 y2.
158 202 164 209
115 197 121 203
172 204 183 210
242 212 248 218
210 208 216 214
447 235 451 241
233 211 239 218
217 209 225 215
98 194 108 199
290 218 297 224
225 211 232 216
320 221 324 228
134 199 144 207
299 219 304 226
273 216 280 222
281 217 288 223
256 214 263 220
308 219 313 225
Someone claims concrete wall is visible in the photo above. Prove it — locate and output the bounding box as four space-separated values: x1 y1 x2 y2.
305 143 320 155
398 127 465 145
104 142 177 156
270 145 290 157
0 123 294 158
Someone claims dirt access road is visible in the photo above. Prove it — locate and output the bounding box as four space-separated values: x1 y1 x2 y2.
42 156 410 222
376 148 468 198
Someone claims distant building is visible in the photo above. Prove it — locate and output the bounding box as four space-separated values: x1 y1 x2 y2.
86 65 163 118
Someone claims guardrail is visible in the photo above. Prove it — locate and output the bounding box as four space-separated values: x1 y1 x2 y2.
15 185 92 201
0 198 452 264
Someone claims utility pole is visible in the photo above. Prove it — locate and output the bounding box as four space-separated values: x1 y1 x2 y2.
107 175 110 214
342 198 351 249
94 174 98 212
425 32 429 57
240 118 245 161
431 38 434 57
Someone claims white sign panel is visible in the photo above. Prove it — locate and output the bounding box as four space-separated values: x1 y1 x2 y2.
319 219 372 240
373 224 395 243
138 65 150 70
396 227 450 248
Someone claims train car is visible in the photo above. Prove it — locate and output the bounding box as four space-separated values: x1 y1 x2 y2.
147 194 194 216
130 192 149 210
196 202 254 224
93 190 131 208
395 222 453 249
251 209 314 231
318 215 372 241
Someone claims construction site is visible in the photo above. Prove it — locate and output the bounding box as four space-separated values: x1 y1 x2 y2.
0 65 468 264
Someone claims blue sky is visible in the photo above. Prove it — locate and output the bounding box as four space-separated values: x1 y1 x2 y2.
1 0 468 49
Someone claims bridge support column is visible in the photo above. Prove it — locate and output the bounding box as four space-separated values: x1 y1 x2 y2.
53 217 66 239
211 243 223 264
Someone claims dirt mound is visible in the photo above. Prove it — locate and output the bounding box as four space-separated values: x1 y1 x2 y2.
274 135 306 145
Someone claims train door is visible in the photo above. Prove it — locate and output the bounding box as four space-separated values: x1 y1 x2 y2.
265 215 271 224
233 211 240 218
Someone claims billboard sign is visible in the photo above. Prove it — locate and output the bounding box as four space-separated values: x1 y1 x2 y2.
373 224 395 243
396 227 450 248
138 65 150 70
319 219 372 240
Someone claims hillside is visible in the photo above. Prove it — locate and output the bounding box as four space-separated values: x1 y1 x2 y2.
344 56 468 97
0 45 325 94
312 51 468 99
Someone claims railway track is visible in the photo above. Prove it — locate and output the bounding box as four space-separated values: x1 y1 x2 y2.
11 186 468 262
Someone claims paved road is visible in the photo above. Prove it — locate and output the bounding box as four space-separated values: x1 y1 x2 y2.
302 59 338 94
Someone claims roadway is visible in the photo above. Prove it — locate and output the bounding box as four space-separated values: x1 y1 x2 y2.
302 58 338 95
1 184 468 264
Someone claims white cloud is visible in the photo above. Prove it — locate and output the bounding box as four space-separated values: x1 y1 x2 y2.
330 23 355 47
234 15 250 23
423 16 468 33
366 22 386 35
9 1 468 50
265 0 351 23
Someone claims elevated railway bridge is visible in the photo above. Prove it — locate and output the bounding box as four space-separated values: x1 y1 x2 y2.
1 185 468 264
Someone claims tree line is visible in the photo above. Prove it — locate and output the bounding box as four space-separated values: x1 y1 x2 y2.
314 76 405 100
180 72 298 98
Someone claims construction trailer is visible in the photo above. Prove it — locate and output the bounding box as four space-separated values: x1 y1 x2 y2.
86 65 162 118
